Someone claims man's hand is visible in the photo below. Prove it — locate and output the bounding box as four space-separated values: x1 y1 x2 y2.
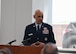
31 41 45 47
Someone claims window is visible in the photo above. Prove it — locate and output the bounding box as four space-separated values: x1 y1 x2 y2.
52 0 76 25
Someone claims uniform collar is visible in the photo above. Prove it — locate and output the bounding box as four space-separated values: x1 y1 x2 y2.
33 22 44 28
35 22 42 27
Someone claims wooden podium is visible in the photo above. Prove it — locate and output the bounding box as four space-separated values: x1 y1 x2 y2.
0 45 43 54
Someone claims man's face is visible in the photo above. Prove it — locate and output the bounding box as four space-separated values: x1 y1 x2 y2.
34 11 43 24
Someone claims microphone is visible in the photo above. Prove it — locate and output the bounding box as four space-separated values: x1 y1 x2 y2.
22 38 31 43
22 34 34 45
8 39 16 45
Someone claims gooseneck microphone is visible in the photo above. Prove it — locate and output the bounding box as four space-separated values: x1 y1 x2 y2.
22 38 31 43
8 39 16 45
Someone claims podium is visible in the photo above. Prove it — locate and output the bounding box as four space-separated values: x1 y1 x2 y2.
0 45 43 54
